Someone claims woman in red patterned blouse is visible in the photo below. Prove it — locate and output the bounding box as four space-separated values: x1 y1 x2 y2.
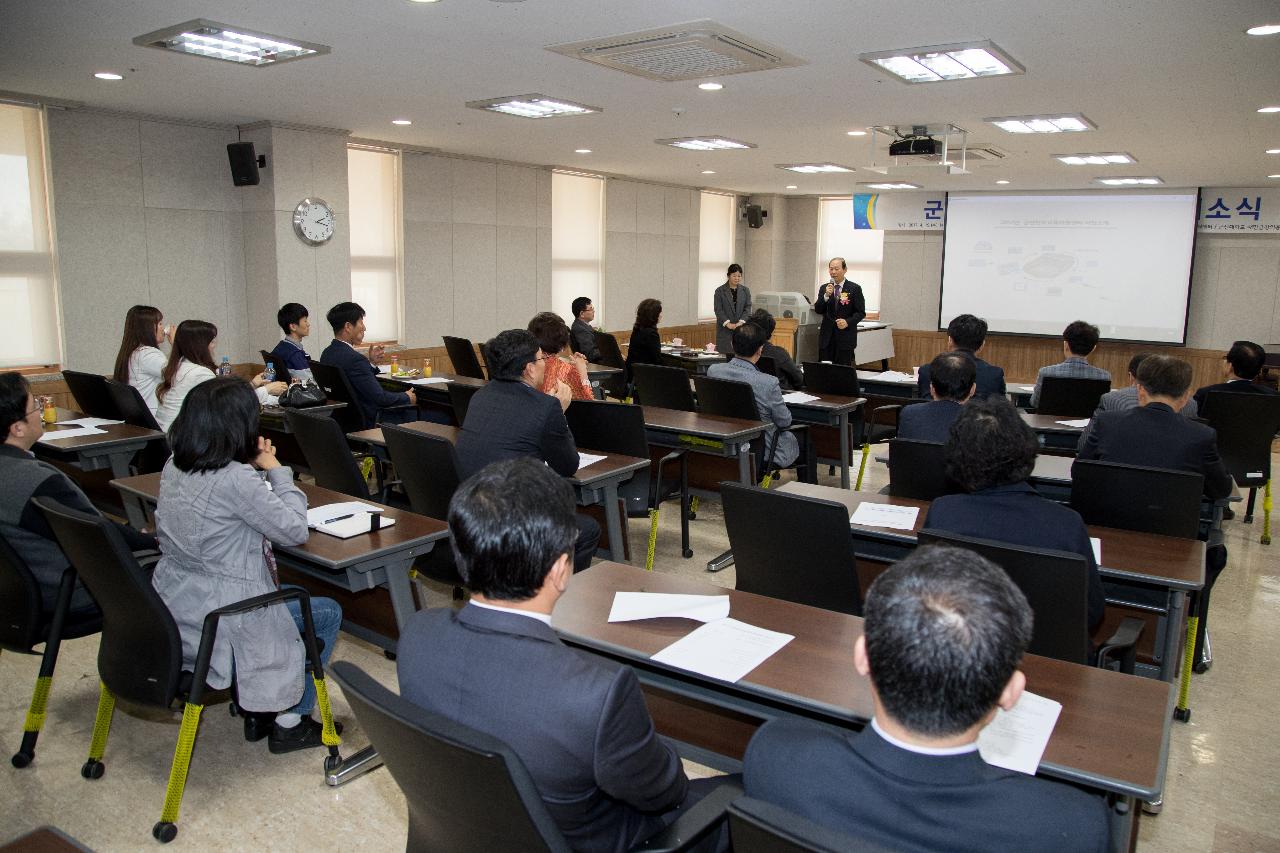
528 312 594 400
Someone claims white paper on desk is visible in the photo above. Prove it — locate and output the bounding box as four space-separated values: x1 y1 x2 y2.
1055 418 1091 428
406 376 451 385
377 364 391 374
57 417 124 428
37 426 106 442
850 502 919 531
976 689 1062 775
1019 385 1037 393
306 501 383 526
608 592 730 623
866 370 917 383
650 618 793 683
577 452 607 471
782 391 821 404
1090 537 1102 564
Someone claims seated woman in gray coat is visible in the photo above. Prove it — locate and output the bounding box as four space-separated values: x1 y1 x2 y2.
150 377 343 753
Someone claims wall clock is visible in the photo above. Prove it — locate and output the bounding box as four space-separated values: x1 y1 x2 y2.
292 197 334 245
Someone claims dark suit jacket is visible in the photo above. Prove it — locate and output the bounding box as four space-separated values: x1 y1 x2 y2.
926 482 1105 627
571 318 602 363
813 280 866 350
896 399 963 444
456 378 578 480
268 338 310 374
762 342 804 391
624 326 662 383
744 719 1109 853
1192 378 1277 413
917 351 1006 399
398 605 690 853
1075 403 1233 499
318 339 410 429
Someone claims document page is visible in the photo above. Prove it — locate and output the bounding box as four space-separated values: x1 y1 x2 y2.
307 501 382 526
1090 537 1102 564
976 690 1063 775
406 376 451 385
866 371 917 383
577 452 607 470
850 502 919 531
57 417 124 427
650 618 794 683
608 592 730 623
37 426 106 442
1055 418 1091 428
781 391 821 404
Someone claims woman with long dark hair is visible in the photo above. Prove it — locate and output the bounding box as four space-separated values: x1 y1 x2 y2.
624 298 663 383
112 305 169 413
154 320 286 431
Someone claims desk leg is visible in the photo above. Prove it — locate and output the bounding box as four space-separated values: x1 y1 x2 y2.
735 443 751 485
602 481 625 564
383 557 418 630
837 411 851 489
1160 590 1186 683
120 492 150 529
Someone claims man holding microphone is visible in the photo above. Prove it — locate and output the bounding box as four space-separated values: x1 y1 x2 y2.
814 257 866 366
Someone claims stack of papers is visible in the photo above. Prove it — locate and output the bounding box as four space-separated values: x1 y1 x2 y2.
608 592 730 623
782 391 821 404
38 425 107 442
976 690 1062 774
850 502 919 531
306 501 397 539
1055 418 1091 428
59 417 124 427
405 376 451 385
865 370 917 383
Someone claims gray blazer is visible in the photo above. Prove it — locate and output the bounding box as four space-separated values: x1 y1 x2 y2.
713 283 752 355
151 461 310 712
707 356 799 469
1095 384 1199 418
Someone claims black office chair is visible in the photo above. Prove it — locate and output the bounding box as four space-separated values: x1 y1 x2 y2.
565 399 691 568
260 349 293 384
447 382 482 426
330 661 738 853
728 797 891 853
887 439 953 501
34 497 341 844
380 424 463 591
591 331 629 399
802 362 900 489
61 370 122 420
631 363 697 412
477 342 492 380
285 409 379 501
307 359 367 433
443 336 486 380
1035 376 1111 417
1 538 101 769
756 356 777 377
1200 390 1280 542
1070 459 1204 538
917 530 1142 672
721 482 862 615
104 379 170 474
694 375 814 485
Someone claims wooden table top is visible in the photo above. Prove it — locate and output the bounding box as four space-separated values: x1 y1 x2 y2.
380 371 485 389
36 407 163 452
785 391 866 413
777 481 1205 589
1021 412 1089 434
640 405 766 441
111 472 449 569
553 562 1173 799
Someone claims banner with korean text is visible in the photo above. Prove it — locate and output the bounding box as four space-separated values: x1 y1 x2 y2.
1197 188 1279 233
852 192 946 230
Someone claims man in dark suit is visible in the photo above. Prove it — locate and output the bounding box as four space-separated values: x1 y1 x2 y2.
744 545 1109 852
398 458 731 852
319 302 416 429
813 257 866 366
898 352 975 443
1192 339 1277 412
925 396 1105 628
569 296 602 363
916 313 1005 399
456 328 599 572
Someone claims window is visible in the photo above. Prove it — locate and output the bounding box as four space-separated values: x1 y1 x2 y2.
698 192 736 319
551 172 604 320
347 146 402 341
817 197 884 314
0 104 60 367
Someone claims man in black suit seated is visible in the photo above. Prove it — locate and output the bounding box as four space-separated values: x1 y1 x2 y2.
916 313 1005 400
744 545 1109 853
898 352 975 443
456 328 599 572
398 458 732 852
569 296 603 364
1191 339 1277 412
925 396 1105 628
318 301 416 428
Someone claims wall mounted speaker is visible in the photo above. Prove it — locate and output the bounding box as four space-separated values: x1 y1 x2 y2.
744 204 767 229
226 142 266 187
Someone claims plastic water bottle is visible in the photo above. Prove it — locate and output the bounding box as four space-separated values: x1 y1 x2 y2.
219 356 232 377
263 361 276 383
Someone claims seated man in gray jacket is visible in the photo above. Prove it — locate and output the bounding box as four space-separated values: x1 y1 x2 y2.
1094 352 1198 418
707 322 798 470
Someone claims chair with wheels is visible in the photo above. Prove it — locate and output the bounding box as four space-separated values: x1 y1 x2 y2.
631 363 697 412
1200 390 1280 542
285 409 380 500
1035 376 1111 417
443 336 486 380
728 796 892 853
104 379 170 474
566 399 692 568
694 375 814 486
756 356 777 377
447 382 482 426
380 423 464 593
330 660 739 853
61 370 122 420
306 359 369 434
887 439 952 501
721 481 862 615
34 497 342 844
802 362 903 489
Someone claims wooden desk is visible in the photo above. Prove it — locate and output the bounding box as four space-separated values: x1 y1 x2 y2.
257 401 347 433
660 348 731 376
110 473 449 650
641 405 767 486
347 421 647 563
783 392 865 489
553 562 1173 840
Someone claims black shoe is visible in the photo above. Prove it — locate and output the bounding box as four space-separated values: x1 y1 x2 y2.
1222 508 1236 521
267 718 343 754
243 711 276 743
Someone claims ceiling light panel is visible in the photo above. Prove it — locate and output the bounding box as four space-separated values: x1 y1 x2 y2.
466 94 600 118
1093 177 1164 186
657 136 755 150
777 163 854 173
860 40 1023 84
862 182 921 189
133 20 329 67
1056 152 1134 165
986 114 1095 133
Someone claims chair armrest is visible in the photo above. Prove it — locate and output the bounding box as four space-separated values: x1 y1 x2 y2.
651 449 687 508
631 780 744 852
189 588 314 699
1096 616 1144 675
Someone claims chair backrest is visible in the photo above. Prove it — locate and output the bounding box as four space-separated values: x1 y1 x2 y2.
564 399 649 458
728 797 888 853
61 370 122 420
757 356 777 377
448 383 482 426
104 378 161 431
592 331 626 370
0 534 43 652
477 342 492 380
1200 390 1280 484
1036 376 1111 417
381 424 463 520
285 409 371 498
800 362 859 397
1070 459 1203 538
34 498 184 707
330 661 569 853
307 359 365 432
887 439 952 501
260 349 293 384
694 375 758 422
443 336 486 380
917 529 1091 664
721 482 862 615
631 363 697 412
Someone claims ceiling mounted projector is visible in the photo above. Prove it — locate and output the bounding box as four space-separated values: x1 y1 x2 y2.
888 136 939 157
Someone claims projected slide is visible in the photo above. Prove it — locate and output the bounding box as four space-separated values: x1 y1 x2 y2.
939 192 1198 343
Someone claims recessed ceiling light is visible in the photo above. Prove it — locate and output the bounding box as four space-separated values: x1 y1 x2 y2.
785 185 798 189
574 148 592 154
656 136 755 150
846 130 868 136
407 0 442 3
986 114 1095 133
1246 24 1280 35
1093 176 1164 186
995 180 1011 184
391 119 412 125
94 72 124 80
1268 149 1280 154
698 82 724 91
860 40 1024 84
863 182 921 190
1055 152 1134 165
701 170 716 174
467 94 600 119
133 20 328 67
776 163 855 173
1259 106 1280 113
1270 174 1280 179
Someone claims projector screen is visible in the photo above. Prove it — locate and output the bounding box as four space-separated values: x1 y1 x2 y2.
939 191 1199 343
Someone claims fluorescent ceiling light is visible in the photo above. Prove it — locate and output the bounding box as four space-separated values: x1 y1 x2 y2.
785 185 798 189
94 72 123 80
391 119 412 125
1056 152 1134 165
133 20 328 67
1246 24 1280 35
860 40 1023 84
574 148 592 153
777 163 854 173
986 114 1095 133
657 136 755 150
1259 106 1280 113
1094 177 1163 186
863 182 921 189
698 82 724 91
1270 174 1280 179
467 94 600 118
996 180 1011 184
1268 149 1280 154
846 130 867 136
701 170 716 174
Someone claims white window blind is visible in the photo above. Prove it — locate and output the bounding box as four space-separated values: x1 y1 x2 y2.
552 172 603 321
698 192 736 319
817 198 884 313
0 104 61 368
347 147 402 341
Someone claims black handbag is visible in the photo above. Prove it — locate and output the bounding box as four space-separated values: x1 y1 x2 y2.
278 379 327 408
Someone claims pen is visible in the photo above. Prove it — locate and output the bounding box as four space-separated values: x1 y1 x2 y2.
323 513 356 524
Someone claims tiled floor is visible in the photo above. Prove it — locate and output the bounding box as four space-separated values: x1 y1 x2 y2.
2 455 1279 851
